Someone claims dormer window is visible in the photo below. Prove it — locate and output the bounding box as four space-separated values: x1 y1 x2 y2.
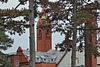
42 58 48 63
37 58 39 60
40 56 48 63
36 57 42 63
51 59 54 61
50 57 56 62
44 58 46 61
50 58 56 64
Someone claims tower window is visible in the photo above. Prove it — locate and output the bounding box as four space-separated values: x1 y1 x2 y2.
47 30 49 34
38 30 42 39
46 30 50 38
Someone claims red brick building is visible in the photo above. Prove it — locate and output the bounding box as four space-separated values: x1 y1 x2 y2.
7 6 100 67
37 7 52 52
7 46 66 67
7 7 61 67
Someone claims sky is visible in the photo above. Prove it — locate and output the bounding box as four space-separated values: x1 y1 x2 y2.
0 0 65 53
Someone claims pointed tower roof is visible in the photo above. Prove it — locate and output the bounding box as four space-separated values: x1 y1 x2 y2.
37 7 48 26
17 46 23 52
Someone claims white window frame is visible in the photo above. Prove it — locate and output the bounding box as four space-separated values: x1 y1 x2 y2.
16 60 19 66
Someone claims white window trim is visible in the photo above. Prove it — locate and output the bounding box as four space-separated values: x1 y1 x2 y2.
16 60 19 66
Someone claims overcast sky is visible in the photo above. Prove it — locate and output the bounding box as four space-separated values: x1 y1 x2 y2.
0 0 65 53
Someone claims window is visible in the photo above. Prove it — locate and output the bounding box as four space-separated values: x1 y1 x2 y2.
51 59 53 61
7 57 12 62
38 30 42 39
16 60 19 66
44 58 46 61
46 30 49 34
46 30 50 38
37 58 39 60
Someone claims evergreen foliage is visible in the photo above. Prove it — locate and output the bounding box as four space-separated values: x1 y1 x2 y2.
0 51 11 67
0 0 8 3
0 30 13 50
1 0 100 66
0 30 13 67
38 0 100 56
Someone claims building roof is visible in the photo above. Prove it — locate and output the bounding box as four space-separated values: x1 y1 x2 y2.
8 52 17 55
24 49 65 64
8 49 65 64
8 48 100 66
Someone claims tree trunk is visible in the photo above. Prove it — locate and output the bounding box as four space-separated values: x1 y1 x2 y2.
29 0 35 67
71 0 77 67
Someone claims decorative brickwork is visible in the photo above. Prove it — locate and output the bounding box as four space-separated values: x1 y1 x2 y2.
37 7 52 52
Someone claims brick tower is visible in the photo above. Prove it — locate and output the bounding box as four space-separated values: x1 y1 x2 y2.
85 9 97 67
37 7 52 52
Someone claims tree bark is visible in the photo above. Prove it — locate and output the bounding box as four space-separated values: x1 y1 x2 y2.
29 0 35 67
71 0 77 67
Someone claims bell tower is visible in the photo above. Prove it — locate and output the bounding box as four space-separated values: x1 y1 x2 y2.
37 7 52 52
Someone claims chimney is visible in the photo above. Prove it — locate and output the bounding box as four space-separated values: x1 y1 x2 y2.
55 45 58 51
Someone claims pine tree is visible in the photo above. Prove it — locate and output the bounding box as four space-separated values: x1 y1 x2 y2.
0 30 13 67
39 0 100 67
1 0 100 67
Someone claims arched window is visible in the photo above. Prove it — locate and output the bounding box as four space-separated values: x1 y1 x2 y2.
38 30 42 39
46 30 50 38
47 30 49 34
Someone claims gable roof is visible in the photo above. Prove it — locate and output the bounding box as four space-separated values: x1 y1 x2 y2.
8 48 100 66
8 49 65 64
17 46 23 52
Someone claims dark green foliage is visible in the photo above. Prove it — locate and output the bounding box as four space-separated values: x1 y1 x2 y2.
0 30 13 50
0 5 39 35
0 9 30 35
75 10 96 24
1 0 100 56
0 51 11 67
0 0 8 3
0 30 13 67
39 24 51 30
39 0 100 56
